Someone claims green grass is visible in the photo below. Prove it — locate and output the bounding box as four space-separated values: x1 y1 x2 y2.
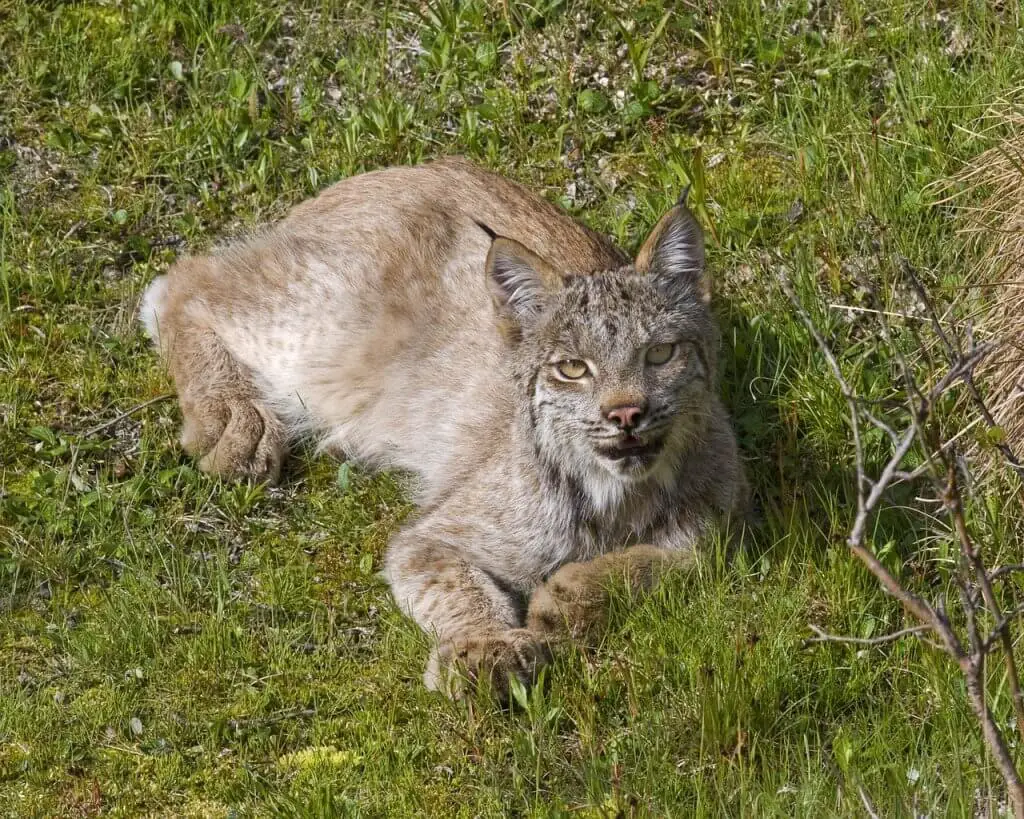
2 0 1024 815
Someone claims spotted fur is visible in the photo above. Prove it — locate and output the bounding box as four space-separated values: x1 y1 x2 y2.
141 157 747 700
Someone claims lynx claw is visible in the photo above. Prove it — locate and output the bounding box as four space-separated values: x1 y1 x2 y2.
426 628 550 704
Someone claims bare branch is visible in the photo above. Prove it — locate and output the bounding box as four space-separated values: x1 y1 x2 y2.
779 256 1024 815
900 256 1024 475
946 467 1024 743
962 654 1024 813
990 565 1024 583
982 603 1024 655
778 271 869 511
863 410 901 445
806 623 930 647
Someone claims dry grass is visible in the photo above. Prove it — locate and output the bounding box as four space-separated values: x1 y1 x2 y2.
957 106 1024 464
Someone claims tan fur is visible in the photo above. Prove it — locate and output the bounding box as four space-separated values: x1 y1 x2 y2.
141 157 746 701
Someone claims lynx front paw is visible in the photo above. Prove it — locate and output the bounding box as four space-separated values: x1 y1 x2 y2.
190 399 286 484
527 545 678 642
426 628 550 703
526 562 610 642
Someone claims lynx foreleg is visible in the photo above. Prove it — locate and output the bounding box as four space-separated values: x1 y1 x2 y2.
526 544 694 644
384 528 549 702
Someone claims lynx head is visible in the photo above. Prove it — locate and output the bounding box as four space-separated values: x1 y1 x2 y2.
486 201 718 505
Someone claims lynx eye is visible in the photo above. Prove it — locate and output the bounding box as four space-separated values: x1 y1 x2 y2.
645 343 676 366
555 359 590 380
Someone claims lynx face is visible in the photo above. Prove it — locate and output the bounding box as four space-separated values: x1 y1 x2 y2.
531 271 715 481
486 201 716 490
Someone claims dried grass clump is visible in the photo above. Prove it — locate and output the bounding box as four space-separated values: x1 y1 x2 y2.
956 109 1024 463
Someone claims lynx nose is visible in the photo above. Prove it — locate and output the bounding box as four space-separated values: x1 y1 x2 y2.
604 403 646 430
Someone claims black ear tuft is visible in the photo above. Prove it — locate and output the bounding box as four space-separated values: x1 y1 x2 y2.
474 220 498 241
634 203 709 304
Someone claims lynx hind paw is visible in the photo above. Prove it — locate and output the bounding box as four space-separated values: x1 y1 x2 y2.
191 398 286 484
426 628 550 703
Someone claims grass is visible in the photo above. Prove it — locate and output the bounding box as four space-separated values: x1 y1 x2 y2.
2 0 1023 815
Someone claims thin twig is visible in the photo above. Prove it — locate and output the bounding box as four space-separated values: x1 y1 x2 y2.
982 603 1024 655
827 303 929 322
863 410 901 445
858 785 881 819
778 271 869 514
900 257 1024 475
990 565 1024 582
946 467 1024 744
806 623 930 646
81 393 174 438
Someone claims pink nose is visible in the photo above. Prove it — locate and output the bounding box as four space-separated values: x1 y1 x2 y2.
604 404 645 429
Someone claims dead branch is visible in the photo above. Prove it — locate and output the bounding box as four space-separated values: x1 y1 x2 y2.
805 623 930 646
945 466 1024 743
989 565 1024 583
779 266 1024 815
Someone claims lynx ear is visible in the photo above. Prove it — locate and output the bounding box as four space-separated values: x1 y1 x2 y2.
485 236 563 332
634 203 709 304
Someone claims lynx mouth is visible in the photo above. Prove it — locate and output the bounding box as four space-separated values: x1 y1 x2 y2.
595 434 666 463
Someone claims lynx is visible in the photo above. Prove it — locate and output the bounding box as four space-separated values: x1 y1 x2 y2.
140 157 746 700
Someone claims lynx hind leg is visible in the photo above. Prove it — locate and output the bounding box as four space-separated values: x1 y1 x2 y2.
141 273 287 484
384 532 549 703
527 544 689 643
